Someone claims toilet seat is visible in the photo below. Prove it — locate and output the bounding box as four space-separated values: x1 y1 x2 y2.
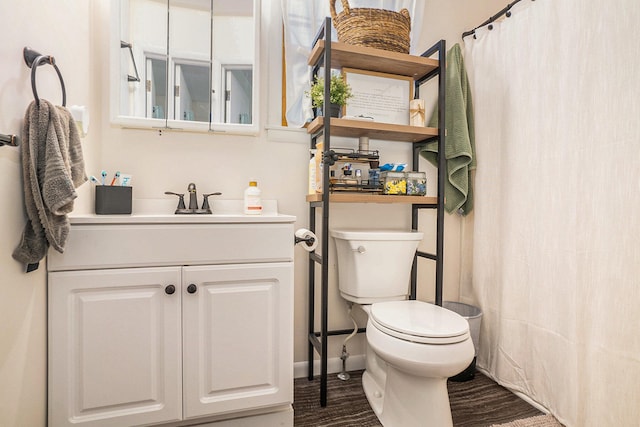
370 300 470 345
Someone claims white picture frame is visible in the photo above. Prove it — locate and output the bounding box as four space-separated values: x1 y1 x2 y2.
343 68 413 125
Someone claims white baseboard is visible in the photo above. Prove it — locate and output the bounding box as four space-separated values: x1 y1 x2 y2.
294 355 366 379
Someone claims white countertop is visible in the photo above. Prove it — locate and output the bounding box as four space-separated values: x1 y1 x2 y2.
69 199 296 225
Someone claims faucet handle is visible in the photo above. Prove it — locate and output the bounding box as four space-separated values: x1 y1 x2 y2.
201 192 222 212
164 191 186 212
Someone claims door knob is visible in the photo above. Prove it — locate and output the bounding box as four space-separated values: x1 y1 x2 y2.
165 285 176 295
187 284 198 294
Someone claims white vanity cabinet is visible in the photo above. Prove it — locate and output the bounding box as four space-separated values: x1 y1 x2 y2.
47 212 295 427
181 263 293 419
48 267 184 426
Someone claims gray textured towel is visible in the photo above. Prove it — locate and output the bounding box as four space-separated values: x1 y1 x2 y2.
12 100 87 271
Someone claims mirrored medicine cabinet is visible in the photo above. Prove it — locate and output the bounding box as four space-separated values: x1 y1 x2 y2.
111 0 259 134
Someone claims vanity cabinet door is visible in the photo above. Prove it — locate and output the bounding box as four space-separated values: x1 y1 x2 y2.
48 267 183 427
182 263 293 419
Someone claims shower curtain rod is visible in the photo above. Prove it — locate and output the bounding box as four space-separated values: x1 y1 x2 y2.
462 0 526 39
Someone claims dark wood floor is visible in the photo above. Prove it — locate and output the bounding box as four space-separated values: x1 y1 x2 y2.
294 370 543 426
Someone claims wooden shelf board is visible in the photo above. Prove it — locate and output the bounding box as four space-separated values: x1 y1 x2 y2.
306 117 438 142
309 41 439 79
306 193 437 204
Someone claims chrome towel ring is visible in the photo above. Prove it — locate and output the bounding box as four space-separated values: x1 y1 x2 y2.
23 47 66 107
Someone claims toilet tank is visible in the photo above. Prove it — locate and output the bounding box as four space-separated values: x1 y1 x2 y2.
331 229 424 304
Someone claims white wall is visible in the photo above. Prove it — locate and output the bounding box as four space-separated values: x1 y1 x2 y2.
0 1 98 425
0 1 505 425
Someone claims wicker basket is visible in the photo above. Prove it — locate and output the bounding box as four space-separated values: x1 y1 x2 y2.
329 0 411 54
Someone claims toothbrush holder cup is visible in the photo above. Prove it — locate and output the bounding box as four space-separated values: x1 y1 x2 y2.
95 185 133 215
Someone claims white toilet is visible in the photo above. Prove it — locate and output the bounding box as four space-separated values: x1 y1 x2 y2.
331 229 475 427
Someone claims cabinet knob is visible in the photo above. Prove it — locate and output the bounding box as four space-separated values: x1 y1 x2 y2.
187 284 198 294
165 285 176 295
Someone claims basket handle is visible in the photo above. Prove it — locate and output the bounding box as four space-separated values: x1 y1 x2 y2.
330 0 351 20
400 8 411 30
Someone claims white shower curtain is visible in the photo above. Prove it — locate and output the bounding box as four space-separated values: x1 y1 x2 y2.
462 1 640 426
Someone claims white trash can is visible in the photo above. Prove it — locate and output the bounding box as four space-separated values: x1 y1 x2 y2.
443 301 482 381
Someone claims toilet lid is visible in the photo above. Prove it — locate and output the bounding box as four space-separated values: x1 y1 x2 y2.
370 300 470 344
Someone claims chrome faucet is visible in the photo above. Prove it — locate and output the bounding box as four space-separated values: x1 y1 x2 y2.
165 183 221 214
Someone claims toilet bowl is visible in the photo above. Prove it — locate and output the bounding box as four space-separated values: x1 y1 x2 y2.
362 301 474 426
331 229 475 427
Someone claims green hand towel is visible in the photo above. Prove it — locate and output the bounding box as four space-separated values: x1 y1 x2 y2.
421 43 476 215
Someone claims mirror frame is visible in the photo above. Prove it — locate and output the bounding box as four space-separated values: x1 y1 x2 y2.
110 0 260 135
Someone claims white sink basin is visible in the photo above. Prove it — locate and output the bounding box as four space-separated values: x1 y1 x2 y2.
70 199 295 224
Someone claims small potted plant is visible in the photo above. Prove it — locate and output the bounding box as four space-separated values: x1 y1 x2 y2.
307 74 353 118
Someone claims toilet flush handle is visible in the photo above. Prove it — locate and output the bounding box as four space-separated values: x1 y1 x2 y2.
353 245 366 253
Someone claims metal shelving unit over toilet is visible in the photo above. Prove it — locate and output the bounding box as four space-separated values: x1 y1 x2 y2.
306 17 447 407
